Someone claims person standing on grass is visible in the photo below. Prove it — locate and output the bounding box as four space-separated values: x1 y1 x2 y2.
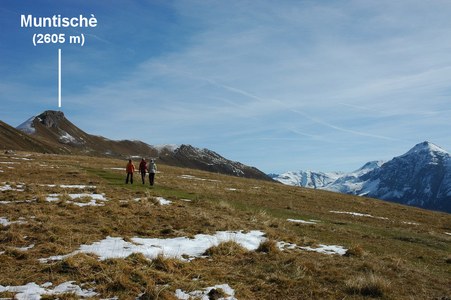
138 158 147 184
125 159 135 184
147 159 157 186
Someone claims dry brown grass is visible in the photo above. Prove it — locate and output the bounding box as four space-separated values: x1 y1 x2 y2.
344 244 366 257
204 241 248 257
345 273 391 297
256 239 280 254
0 151 450 299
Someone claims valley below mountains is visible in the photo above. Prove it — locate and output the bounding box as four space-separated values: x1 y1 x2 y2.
271 141 451 213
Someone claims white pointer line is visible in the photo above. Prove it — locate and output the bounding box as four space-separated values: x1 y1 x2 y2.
58 48 62 108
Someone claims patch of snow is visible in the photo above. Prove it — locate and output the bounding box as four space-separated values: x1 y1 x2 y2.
155 196 172 205
45 193 107 206
226 188 237 191
11 157 33 161
46 194 60 202
15 244 35 251
0 217 11 226
40 230 266 263
287 219 318 225
59 131 78 144
402 221 420 226
445 232 451 236
277 241 347 256
41 184 97 189
0 183 25 191
16 116 36 134
175 284 236 300
178 174 220 182
154 144 179 152
0 217 27 226
330 210 389 220
61 184 96 189
0 281 96 299
300 244 348 256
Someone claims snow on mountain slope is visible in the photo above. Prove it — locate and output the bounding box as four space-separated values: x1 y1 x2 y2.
270 171 342 188
272 142 451 213
16 116 36 134
359 142 451 212
325 161 384 194
271 161 383 191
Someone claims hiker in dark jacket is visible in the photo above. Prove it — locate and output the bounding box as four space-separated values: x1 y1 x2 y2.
138 158 147 184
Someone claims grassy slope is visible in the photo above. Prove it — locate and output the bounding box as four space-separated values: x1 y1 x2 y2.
0 152 450 299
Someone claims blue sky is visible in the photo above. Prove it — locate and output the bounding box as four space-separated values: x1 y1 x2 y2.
1 0 451 173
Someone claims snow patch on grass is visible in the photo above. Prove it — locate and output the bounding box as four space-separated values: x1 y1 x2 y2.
277 241 347 256
175 283 236 300
330 210 389 220
0 217 27 227
40 231 266 263
46 193 108 206
155 196 172 205
0 183 25 192
178 174 220 182
0 281 96 299
287 219 318 225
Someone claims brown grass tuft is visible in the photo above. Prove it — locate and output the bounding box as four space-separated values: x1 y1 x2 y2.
152 254 183 273
345 273 391 297
344 244 365 257
3 248 29 260
48 253 103 277
204 240 247 257
1 228 26 243
445 255 451 264
138 284 178 300
256 239 280 254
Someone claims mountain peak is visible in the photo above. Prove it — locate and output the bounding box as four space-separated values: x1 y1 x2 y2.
405 141 448 156
37 110 65 128
273 141 451 212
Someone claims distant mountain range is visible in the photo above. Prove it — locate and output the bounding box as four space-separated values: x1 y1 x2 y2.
271 142 451 213
2 110 271 181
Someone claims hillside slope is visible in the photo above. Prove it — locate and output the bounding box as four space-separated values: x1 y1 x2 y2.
0 151 450 299
0 120 61 153
14 110 271 180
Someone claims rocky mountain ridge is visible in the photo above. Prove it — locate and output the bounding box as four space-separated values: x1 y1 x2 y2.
271 142 451 213
9 110 271 180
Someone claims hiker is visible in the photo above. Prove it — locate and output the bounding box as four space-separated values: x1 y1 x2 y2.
147 159 157 186
125 159 135 184
138 158 147 184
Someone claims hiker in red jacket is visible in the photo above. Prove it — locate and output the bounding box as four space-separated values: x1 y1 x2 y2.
138 158 147 184
125 159 135 184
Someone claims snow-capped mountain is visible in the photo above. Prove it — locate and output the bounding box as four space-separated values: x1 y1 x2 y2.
11 110 271 180
359 142 451 212
272 142 451 213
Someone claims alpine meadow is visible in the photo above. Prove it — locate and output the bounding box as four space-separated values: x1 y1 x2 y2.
0 150 450 299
